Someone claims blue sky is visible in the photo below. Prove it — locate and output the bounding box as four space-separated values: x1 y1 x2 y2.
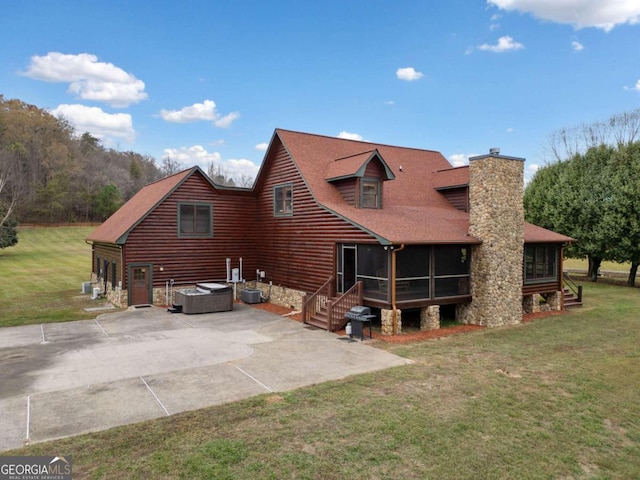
2 1 640 182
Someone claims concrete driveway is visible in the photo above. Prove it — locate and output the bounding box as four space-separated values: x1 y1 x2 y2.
0 304 410 451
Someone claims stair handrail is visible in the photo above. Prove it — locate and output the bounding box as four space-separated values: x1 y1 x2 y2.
327 281 363 332
302 276 334 325
563 271 583 303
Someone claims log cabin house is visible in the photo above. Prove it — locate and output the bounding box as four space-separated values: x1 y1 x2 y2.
87 128 574 334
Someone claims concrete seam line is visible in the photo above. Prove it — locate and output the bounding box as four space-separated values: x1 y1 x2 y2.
180 318 194 328
140 376 170 416
40 324 47 344
232 364 273 392
94 318 109 337
26 395 31 443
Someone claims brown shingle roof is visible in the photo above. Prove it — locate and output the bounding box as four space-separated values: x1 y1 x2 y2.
325 149 395 182
433 166 469 189
277 129 475 244
524 223 573 243
86 168 194 244
276 129 571 245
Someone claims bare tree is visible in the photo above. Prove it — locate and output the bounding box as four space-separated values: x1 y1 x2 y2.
206 162 235 186
235 174 255 188
547 108 640 162
161 156 181 177
0 148 24 228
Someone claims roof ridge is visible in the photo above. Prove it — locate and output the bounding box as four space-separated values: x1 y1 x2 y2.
143 165 197 188
333 149 377 162
275 128 444 155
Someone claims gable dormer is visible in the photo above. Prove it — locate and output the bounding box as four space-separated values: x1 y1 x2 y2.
325 149 395 209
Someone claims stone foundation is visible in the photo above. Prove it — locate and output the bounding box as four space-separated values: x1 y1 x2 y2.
420 305 440 330
245 281 305 311
381 308 402 335
87 276 306 311
456 302 474 325
547 291 562 311
523 291 562 314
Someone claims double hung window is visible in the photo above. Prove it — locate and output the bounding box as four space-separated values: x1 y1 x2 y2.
179 203 212 237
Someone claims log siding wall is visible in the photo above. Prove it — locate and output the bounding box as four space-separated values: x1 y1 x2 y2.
122 172 258 289
254 139 376 294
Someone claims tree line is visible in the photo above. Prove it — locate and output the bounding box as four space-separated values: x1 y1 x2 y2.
0 95 253 247
525 108 640 286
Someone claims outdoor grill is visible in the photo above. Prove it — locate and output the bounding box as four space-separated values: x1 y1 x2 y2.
345 306 375 341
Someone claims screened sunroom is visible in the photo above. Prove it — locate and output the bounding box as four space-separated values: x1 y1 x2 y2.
336 243 472 309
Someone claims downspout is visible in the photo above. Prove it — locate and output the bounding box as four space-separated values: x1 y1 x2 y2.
391 244 405 335
119 245 124 307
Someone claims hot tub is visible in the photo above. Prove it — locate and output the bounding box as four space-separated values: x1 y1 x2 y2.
175 283 233 314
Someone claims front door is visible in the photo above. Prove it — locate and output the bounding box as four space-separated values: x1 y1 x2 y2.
129 265 151 305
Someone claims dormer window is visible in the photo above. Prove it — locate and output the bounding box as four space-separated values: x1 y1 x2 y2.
325 149 394 210
361 179 381 208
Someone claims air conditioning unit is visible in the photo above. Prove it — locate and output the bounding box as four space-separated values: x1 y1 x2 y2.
91 287 101 300
82 282 92 294
241 289 261 304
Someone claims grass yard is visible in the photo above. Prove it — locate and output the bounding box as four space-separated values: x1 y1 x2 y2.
0 225 109 326
2 227 640 478
4 280 640 478
564 258 634 274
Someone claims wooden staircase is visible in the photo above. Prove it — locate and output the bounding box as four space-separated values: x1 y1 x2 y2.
563 289 582 308
563 272 583 309
305 297 339 330
302 278 363 332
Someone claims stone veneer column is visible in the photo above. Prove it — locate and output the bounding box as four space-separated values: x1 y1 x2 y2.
547 291 562 311
460 151 525 327
381 308 401 335
420 306 440 330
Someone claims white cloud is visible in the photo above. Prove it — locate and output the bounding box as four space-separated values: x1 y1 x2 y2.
224 158 261 179
255 142 268 151
572 41 585 51
396 67 424 81
50 104 135 143
162 145 260 179
337 131 364 141
23 52 147 108
384 100 396 105
448 153 478 167
624 79 640 92
477 35 524 52
488 0 640 32
214 111 240 128
160 99 239 128
506 127 514 132
163 145 221 164
525 162 540 183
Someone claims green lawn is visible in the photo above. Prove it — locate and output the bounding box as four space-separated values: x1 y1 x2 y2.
0 225 109 326
4 281 640 479
564 258 633 274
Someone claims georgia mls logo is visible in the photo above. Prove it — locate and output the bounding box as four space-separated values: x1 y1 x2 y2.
0 455 72 480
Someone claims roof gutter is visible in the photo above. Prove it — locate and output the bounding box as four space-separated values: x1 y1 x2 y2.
390 244 405 335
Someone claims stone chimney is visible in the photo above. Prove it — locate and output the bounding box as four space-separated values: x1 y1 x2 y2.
459 149 524 327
